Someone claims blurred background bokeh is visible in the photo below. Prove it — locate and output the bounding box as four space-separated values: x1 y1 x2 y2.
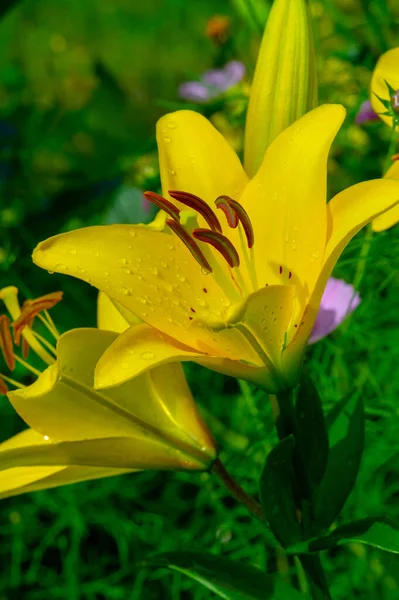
1 0 399 598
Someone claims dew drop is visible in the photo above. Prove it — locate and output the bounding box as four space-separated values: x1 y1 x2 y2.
69 248 77 255
119 286 131 295
55 263 67 271
122 266 131 274
201 267 211 276
104 271 109 276
160 260 168 268
163 136 172 143
140 351 155 360
168 168 176 176
129 230 136 237
167 244 175 251
119 257 127 265
121 362 130 370
167 121 178 129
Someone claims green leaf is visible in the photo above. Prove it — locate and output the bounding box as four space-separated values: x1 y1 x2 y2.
260 436 302 547
140 551 274 600
294 374 329 494
313 393 364 531
287 518 399 555
273 580 306 599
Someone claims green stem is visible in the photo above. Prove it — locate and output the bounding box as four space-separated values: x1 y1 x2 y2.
383 127 398 175
273 389 332 599
300 555 332 600
211 459 265 521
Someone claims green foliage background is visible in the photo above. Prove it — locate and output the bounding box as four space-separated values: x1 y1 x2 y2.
0 0 399 598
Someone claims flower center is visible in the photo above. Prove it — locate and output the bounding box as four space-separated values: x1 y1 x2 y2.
0 288 62 395
144 189 257 300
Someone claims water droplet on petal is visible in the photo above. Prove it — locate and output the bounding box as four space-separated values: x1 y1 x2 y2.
119 257 127 265
201 267 211 276
122 266 131 274
69 248 77 255
55 263 67 271
167 121 178 129
163 136 172 143
121 362 130 370
140 351 155 360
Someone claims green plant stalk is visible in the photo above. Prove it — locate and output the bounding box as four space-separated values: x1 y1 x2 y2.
272 389 332 600
211 458 265 521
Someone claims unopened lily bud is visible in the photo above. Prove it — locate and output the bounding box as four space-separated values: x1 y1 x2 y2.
391 90 399 114
244 0 318 177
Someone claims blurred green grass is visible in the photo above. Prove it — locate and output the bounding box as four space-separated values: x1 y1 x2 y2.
1 0 399 598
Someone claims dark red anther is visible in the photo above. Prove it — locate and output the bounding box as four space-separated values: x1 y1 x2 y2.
193 228 240 269
166 219 213 273
168 190 222 233
13 292 63 345
0 315 15 371
144 191 180 222
215 196 239 228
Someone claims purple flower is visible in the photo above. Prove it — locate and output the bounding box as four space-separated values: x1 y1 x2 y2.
355 100 379 124
179 61 245 103
308 277 361 344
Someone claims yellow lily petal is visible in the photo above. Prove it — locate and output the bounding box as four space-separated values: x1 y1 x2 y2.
157 110 248 210
0 429 131 499
8 328 217 470
95 287 294 391
33 224 230 352
283 178 399 383
95 323 204 388
370 48 399 128
226 284 296 373
97 291 131 333
242 105 345 305
244 0 318 177
372 160 399 232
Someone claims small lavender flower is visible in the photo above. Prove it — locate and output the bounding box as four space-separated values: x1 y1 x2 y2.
355 100 378 124
179 61 245 103
309 277 361 344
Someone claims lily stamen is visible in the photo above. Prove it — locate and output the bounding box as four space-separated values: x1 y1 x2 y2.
13 292 63 345
165 219 213 273
193 228 240 268
215 196 239 228
0 315 15 370
144 191 181 222
169 190 223 233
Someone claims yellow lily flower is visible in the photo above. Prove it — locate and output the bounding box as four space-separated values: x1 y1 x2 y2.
32 105 399 392
0 287 217 499
370 47 399 232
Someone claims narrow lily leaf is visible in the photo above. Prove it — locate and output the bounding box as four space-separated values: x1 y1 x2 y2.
286 518 399 555
313 393 365 530
260 436 302 547
140 551 274 600
294 373 329 495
